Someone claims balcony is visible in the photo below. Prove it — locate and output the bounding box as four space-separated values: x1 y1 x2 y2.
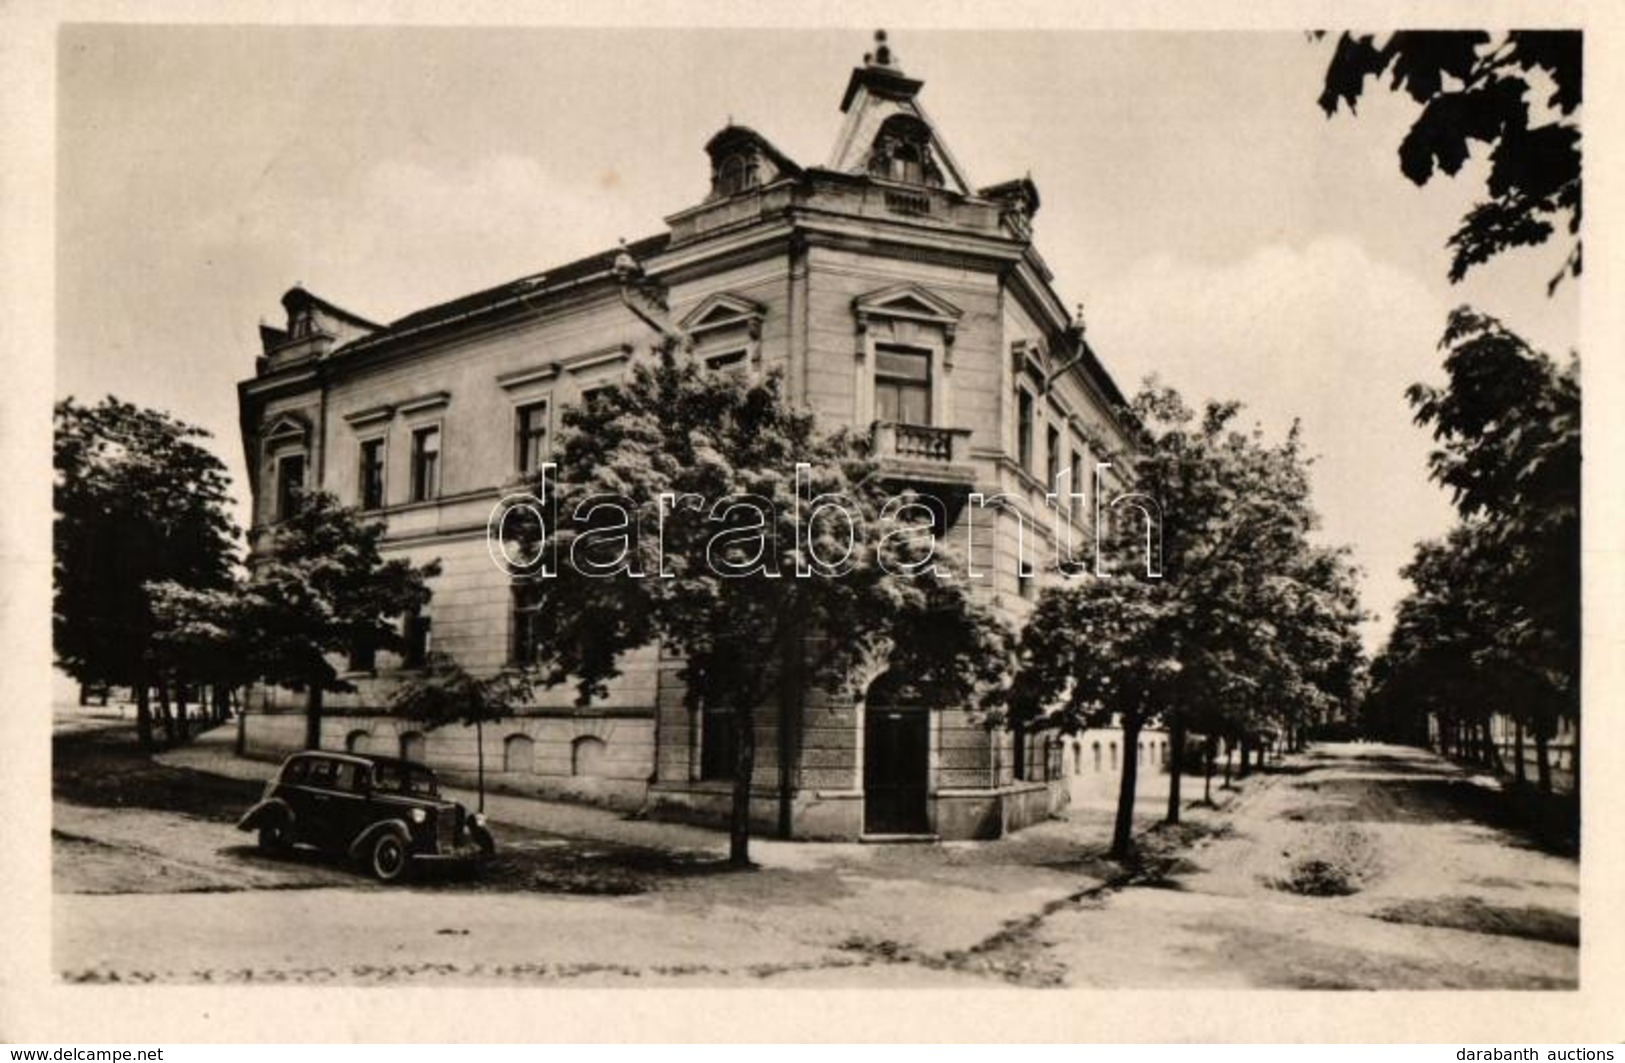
871 422 977 488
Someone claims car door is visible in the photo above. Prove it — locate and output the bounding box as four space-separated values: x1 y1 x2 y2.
276 756 315 843
300 760 347 851
327 760 372 849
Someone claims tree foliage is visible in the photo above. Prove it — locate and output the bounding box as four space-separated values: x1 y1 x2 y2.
390 652 533 809
1317 30 1582 292
1367 308 1579 791
233 491 440 750
53 397 240 746
513 350 1009 866
1009 385 1365 856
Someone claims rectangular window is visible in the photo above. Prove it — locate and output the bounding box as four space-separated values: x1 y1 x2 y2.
580 384 616 407
510 583 543 667
874 344 932 425
1016 389 1034 472
1046 424 1061 492
1069 447 1083 502
358 439 385 510
515 402 548 475
410 426 440 502
347 638 376 674
699 704 736 780
274 453 306 521
704 349 748 371
403 612 431 669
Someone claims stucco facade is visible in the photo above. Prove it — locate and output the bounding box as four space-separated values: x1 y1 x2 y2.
237 35 1139 840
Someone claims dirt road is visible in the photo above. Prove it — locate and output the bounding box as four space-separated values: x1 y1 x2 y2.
54 723 1577 987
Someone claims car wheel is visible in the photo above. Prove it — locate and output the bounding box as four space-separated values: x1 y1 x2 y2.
369 832 411 883
257 822 291 854
471 824 496 857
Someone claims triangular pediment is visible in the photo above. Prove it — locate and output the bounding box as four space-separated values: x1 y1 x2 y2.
853 283 962 325
679 292 766 336
262 413 311 442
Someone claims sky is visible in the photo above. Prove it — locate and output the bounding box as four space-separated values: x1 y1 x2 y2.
54 25 1581 651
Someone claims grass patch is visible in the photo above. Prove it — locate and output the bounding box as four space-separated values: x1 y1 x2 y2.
1374 896 1578 946
1269 824 1381 898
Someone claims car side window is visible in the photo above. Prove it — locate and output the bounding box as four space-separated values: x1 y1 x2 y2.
282 758 310 784
306 760 336 788
330 762 358 793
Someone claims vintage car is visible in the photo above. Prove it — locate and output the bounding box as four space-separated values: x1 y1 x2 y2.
238 751 495 882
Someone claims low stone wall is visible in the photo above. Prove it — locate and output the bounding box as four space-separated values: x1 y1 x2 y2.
240 710 656 810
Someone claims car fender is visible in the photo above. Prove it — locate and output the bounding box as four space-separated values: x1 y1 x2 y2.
237 798 294 833
349 819 412 862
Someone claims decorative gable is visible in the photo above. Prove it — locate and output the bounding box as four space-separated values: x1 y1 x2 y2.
703 126 803 201
261 412 311 448
679 292 767 341
853 283 962 340
826 31 973 195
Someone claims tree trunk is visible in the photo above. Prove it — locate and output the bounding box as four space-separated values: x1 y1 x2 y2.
1222 742 1233 788
134 683 154 750
1110 717 1143 860
729 704 756 868
175 684 191 744
475 719 486 813
155 680 174 746
1238 735 1252 779
1513 719 1527 785
305 683 324 750
1570 714 1580 795
1165 717 1185 824
1203 735 1215 805
1534 728 1552 794
776 624 803 841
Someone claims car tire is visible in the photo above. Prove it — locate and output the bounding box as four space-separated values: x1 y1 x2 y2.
257 822 291 855
369 831 411 883
471 824 496 857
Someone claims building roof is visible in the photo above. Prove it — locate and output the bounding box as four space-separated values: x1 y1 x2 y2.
281 286 385 331
335 232 672 358
703 124 804 178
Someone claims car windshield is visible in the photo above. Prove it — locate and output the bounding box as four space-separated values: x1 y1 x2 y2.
371 762 440 797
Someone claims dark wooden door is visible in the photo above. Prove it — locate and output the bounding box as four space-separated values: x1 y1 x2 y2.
864 707 930 834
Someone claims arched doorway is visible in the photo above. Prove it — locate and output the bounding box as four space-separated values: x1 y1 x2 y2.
863 672 930 835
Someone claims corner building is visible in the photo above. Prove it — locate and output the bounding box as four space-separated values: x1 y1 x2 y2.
238 35 1139 840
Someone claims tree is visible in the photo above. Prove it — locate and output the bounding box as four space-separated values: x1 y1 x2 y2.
1317 31 1582 293
512 350 1008 867
236 491 440 751
389 653 533 812
1368 307 1579 791
53 397 239 748
1008 385 1363 857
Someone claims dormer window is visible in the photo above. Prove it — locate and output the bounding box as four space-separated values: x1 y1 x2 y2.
868 114 942 188
713 153 758 198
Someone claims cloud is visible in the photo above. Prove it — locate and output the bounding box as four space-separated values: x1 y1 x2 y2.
1088 236 1461 648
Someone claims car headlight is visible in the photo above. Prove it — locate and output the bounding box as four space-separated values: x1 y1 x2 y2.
469 813 486 828
409 808 427 825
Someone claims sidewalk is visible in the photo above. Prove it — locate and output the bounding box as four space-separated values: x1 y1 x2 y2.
158 721 1252 876
156 723 729 857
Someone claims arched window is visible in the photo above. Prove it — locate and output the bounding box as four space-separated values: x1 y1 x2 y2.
503 734 535 774
399 731 426 763
572 735 607 777
1109 742 1117 770
1092 742 1102 772
714 154 757 197
344 729 370 754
